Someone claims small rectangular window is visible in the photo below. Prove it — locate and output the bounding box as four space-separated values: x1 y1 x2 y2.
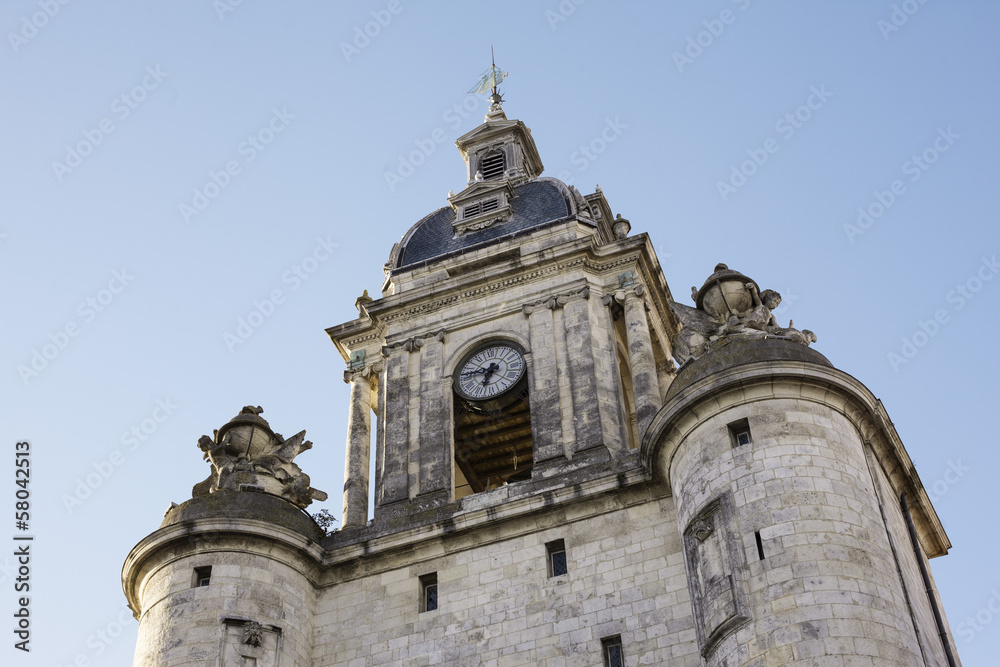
755 530 766 560
728 418 752 447
546 539 568 577
420 573 438 612
464 203 481 218
602 636 624 667
193 566 212 588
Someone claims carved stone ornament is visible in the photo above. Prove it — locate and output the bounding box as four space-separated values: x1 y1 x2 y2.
192 406 328 509
343 360 383 384
669 263 817 365
243 620 264 647
689 516 714 543
521 285 590 316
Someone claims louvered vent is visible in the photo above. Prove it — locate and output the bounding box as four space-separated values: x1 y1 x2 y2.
464 198 499 219
481 151 506 180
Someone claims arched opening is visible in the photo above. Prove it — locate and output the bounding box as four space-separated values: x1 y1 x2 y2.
451 341 533 499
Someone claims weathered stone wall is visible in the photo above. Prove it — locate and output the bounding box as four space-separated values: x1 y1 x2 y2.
868 451 961 666
313 496 700 666
373 231 661 514
131 545 315 666
667 396 924 666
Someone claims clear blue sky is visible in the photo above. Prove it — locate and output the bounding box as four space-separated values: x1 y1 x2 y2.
2 1 998 665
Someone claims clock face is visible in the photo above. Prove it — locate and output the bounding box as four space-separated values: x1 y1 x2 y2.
454 343 526 401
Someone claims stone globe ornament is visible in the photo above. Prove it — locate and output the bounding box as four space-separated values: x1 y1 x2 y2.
694 263 759 320
670 264 817 365
192 405 328 509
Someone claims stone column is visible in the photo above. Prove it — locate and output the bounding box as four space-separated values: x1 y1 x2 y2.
417 331 450 499
561 287 607 453
379 343 411 506
621 286 662 435
523 299 563 464
552 306 576 456
342 365 375 528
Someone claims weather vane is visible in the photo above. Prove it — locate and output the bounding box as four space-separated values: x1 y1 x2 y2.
469 45 508 112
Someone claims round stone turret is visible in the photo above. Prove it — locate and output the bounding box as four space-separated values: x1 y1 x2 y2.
122 408 326 666
646 266 945 665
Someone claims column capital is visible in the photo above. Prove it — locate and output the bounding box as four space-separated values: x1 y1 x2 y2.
523 286 589 316
343 361 383 384
602 285 647 310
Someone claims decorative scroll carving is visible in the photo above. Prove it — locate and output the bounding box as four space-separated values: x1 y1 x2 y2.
670 263 817 364
343 360 383 384
381 329 448 356
192 406 328 509
521 285 590 316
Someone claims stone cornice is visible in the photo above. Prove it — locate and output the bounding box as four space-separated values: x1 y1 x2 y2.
315 457 658 586
640 359 951 558
362 234 672 334
122 458 666 602
121 517 325 619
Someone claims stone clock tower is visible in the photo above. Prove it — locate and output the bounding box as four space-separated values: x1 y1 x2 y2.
123 93 963 666
326 97 677 527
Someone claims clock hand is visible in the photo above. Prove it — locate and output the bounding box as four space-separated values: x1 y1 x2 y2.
481 362 500 385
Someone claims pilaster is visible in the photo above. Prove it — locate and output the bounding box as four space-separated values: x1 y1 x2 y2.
522 298 564 464
417 331 450 499
342 363 379 528
379 343 411 506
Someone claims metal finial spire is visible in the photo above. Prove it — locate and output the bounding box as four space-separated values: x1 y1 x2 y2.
469 46 508 113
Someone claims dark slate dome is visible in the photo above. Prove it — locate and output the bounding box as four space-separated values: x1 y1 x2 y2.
396 178 577 269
